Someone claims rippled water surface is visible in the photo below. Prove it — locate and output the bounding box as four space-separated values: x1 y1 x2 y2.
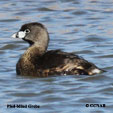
0 0 113 113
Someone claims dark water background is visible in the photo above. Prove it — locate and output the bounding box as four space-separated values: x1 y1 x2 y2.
0 0 113 113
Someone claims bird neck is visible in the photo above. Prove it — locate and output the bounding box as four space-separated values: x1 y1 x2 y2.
22 44 46 61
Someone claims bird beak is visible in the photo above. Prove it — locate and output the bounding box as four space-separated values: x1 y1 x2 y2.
12 32 17 38
11 31 26 39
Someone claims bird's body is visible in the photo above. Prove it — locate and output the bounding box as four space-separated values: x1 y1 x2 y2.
12 22 104 77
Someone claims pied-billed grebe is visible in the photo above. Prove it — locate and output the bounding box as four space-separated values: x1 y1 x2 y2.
12 22 104 77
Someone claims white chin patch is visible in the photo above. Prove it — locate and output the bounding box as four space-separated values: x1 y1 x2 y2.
18 31 26 38
12 31 26 39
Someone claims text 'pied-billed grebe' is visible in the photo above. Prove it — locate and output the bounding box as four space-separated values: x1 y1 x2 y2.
12 22 104 77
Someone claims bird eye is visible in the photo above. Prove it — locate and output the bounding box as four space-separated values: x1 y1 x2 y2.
24 29 30 33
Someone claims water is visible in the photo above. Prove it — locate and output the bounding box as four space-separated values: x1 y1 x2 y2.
0 0 113 112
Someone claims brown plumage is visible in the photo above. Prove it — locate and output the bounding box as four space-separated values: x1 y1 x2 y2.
12 22 104 77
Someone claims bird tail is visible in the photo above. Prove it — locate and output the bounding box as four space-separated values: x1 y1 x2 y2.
89 68 105 75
